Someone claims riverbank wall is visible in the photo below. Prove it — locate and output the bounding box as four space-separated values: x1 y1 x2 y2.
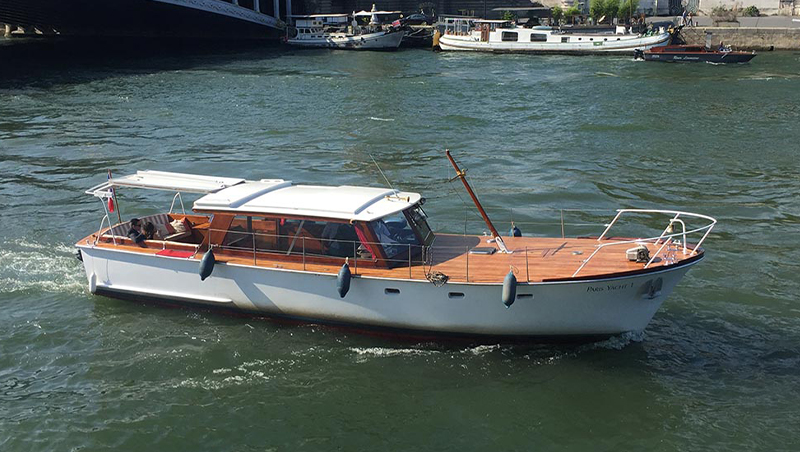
680 26 800 50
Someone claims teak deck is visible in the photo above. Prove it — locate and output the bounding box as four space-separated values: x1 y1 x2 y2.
79 231 701 284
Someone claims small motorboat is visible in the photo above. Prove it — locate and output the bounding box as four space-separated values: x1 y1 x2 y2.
76 152 716 341
635 45 756 63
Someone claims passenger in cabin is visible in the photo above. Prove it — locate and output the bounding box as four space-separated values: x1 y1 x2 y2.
143 222 161 241
127 218 147 247
321 223 359 257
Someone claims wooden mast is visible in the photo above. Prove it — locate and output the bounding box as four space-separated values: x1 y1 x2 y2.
446 150 510 253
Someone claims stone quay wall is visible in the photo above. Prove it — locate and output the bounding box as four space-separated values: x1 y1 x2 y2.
680 27 800 50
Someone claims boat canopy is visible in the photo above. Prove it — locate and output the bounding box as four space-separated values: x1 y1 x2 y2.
353 10 401 16
193 181 422 222
85 170 245 197
289 14 349 18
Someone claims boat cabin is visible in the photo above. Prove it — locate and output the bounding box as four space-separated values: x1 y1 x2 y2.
87 171 435 269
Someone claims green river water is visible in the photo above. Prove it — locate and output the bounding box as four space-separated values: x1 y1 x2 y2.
1 41 799 451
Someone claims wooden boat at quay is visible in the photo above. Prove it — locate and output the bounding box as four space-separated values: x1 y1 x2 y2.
76 152 716 340
436 19 671 54
634 45 756 63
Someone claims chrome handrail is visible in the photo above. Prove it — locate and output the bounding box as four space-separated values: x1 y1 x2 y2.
574 209 717 277
169 192 186 215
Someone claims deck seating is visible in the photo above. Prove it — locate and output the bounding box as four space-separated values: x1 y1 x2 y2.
104 213 191 242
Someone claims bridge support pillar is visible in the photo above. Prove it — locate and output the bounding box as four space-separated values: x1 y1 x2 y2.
285 0 292 24
232 0 238 5
253 0 260 12
274 0 280 22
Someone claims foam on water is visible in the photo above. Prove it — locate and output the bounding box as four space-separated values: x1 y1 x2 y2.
349 346 439 360
0 240 86 294
368 116 395 122
580 330 645 351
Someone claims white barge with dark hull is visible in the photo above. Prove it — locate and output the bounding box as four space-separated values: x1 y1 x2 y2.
76 155 716 341
437 19 671 54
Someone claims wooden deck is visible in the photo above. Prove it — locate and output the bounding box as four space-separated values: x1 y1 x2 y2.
78 232 702 284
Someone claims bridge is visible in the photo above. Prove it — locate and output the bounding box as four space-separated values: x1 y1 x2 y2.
0 0 299 39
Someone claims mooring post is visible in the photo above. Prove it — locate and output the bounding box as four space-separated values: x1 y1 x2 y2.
3 24 10 38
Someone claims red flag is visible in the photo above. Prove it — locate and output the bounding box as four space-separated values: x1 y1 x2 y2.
107 169 115 212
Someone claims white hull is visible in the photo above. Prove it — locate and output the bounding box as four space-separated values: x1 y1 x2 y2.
438 32 670 54
77 244 699 338
286 30 404 50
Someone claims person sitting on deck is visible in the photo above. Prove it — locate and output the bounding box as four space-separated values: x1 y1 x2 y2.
127 218 147 247
143 221 161 241
718 41 728 52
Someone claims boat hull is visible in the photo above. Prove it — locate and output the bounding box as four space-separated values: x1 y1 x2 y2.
438 33 670 54
77 244 699 339
286 30 404 50
643 52 756 63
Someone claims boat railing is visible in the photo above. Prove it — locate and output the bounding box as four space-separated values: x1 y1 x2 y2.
572 209 717 277
205 228 431 277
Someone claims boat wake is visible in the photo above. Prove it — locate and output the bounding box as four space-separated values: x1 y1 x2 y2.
349 346 439 362
368 116 395 122
0 240 85 294
581 330 645 351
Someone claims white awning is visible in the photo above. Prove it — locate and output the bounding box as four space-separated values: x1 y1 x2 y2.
290 14 350 18
353 10 401 16
86 170 245 197
193 182 422 222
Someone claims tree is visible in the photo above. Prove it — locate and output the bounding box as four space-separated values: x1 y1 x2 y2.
552 6 564 25
603 0 621 21
502 10 518 23
590 0 606 21
617 0 640 21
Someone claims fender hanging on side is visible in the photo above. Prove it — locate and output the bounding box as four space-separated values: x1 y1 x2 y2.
502 270 517 308
199 248 216 281
337 261 352 298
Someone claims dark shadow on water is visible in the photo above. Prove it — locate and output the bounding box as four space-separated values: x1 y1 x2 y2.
0 37 286 89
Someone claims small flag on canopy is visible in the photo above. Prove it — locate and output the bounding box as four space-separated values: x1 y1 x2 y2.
107 170 115 213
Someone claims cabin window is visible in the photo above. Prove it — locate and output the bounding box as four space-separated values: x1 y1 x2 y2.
561 37 569 43
222 216 278 251
405 205 434 247
218 216 371 260
281 219 362 258
530 33 547 42
369 213 422 260
501 32 518 42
